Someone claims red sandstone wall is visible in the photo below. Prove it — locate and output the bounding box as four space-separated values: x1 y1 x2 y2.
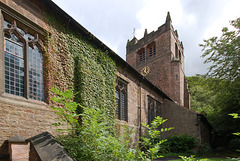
117 65 200 143
0 0 46 27
0 98 65 155
0 0 200 156
126 28 187 107
117 65 166 142
161 99 200 139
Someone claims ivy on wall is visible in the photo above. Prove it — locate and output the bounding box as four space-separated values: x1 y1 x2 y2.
42 12 117 128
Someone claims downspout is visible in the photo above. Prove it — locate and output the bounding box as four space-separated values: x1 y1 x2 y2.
138 82 142 141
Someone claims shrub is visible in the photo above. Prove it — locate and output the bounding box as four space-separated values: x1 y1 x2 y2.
229 137 240 150
51 88 173 161
161 134 198 153
197 143 211 155
140 117 174 160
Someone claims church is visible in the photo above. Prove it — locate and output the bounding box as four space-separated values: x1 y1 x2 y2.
0 0 212 159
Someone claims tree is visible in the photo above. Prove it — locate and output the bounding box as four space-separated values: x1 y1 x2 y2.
200 18 240 81
199 18 240 144
186 75 216 114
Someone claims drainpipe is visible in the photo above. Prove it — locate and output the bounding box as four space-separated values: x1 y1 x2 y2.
138 82 142 141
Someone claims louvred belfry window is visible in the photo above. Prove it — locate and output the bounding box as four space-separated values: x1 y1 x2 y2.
148 42 156 57
138 48 145 63
3 20 44 101
115 79 128 122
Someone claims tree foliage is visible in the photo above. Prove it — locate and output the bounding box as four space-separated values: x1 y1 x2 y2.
187 74 240 136
186 75 216 114
200 18 240 81
189 18 240 144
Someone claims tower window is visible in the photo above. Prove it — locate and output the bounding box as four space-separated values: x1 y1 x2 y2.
115 79 128 122
147 42 156 57
138 48 145 63
3 20 44 101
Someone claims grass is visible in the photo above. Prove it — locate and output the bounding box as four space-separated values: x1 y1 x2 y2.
170 158 239 161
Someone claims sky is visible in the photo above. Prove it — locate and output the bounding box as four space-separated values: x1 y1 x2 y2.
52 0 240 76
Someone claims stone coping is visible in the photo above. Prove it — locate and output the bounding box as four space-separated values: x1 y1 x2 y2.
28 132 73 161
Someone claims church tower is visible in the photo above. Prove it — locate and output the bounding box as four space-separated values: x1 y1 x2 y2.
126 12 190 108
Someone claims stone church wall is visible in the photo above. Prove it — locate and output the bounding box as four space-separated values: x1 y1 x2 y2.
0 98 63 156
126 15 190 108
0 0 211 157
117 65 203 143
161 99 200 139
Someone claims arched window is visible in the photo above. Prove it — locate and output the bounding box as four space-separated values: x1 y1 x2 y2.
4 20 44 101
115 79 128 122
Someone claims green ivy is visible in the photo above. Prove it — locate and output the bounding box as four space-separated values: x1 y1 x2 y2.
43 11 117 130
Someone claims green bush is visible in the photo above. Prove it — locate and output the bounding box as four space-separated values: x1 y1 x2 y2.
197 143 211 155
161 134 198 153
229 137 240 150
140 117 174 160
51 88 173 161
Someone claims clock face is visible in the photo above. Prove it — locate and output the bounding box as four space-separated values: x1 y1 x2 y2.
141 66 150 76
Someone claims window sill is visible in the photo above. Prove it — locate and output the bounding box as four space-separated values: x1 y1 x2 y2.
0 93 50 111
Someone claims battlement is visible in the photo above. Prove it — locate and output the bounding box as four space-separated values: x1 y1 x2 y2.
126 12 183 54
126 24 167 54
126 12 189 108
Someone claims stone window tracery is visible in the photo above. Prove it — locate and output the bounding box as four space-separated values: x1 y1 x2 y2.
3 20 44 101
115 79 128 122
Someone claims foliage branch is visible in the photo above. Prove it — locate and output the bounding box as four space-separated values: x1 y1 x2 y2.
200 18 240 81
51 88 172 161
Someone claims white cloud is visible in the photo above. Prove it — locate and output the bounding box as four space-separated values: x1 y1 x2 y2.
52 0 240 76
135 0 183 39
203 0 240 39
183 14 196 26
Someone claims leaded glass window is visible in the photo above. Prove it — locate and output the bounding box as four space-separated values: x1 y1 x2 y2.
115 79 128 122
29 46 44 101
3 20 44 101
148 96 162 125
4 34 24 97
